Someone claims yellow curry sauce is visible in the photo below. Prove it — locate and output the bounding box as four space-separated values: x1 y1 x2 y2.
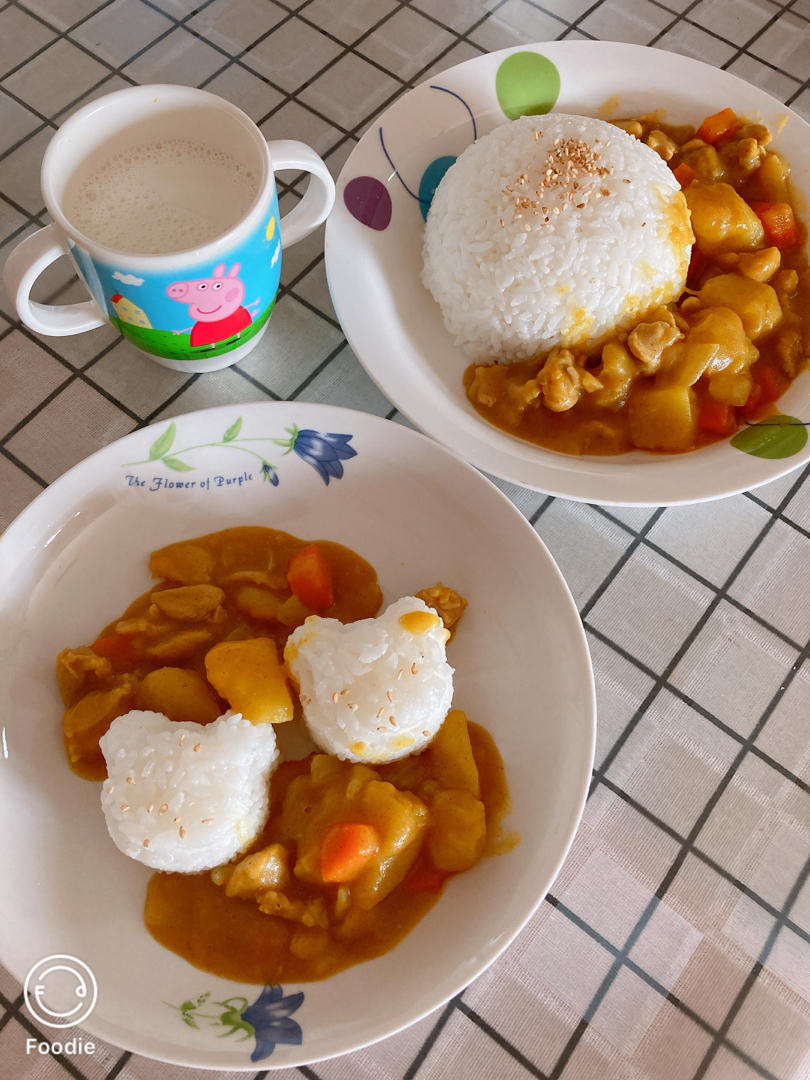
145 720 512 983
465 108 810 455
55 526 514 983
57 527 383 781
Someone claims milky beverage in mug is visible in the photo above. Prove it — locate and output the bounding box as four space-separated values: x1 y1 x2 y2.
3 85 335 372
62 137 259 255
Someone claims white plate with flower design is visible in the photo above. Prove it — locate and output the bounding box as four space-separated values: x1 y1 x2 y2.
0 402 595 1070
324 42 810 506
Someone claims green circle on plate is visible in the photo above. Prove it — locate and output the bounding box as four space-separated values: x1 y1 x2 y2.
730 415 808 459
495 52 561 120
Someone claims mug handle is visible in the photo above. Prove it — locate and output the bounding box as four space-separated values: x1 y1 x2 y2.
3 224 107 336
267 140 336 247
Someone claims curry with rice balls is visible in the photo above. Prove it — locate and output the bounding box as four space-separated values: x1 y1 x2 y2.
56 526 514 982
146 713 511 982
465 107 809 455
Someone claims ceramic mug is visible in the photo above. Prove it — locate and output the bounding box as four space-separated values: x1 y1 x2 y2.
2 84 335 373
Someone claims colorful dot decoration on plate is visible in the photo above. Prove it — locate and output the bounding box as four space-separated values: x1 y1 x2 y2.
495 52 561 120
342 176 392 231
343 53 561 230
417 155 456 222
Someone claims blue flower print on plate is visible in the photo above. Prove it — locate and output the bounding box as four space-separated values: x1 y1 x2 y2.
242 984 305 1062
168 984 304 1063
275 424 358 485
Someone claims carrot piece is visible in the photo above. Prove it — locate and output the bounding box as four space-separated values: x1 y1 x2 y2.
673 162 696 189
743 366 786 420
741 381 763 420
749 201 799 249
286 543 334 611
755 365 784 405
696 107 738 145
91 634 138 665
403 864 445 894
698 398 737 437
320 822 380 883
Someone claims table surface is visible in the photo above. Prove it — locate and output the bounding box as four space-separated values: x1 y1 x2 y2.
1 1 809 1079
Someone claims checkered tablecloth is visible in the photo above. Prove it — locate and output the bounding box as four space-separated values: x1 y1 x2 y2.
1 1 809 1078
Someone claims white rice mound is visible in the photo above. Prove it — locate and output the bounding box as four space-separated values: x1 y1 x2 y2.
284 596 454 764
421 113 693 361
99 710 279 873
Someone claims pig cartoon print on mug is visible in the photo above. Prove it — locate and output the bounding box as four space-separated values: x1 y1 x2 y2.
167 263 259 349
69 206 282 365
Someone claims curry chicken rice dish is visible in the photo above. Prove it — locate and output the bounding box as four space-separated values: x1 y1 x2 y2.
462 108 809 455
56 527 513 983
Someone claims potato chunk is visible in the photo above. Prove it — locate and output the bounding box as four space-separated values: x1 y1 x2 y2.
659 343 719 387
422 709 481 798
627 384 697 452
735 247 780 283
593 342 636 409
708 369 753 406
205 637 294 724
757 151 791 202
426 788 487 873
353 781 428 908
684 307 758 374
685 180 765 254
697 275 782 342
233 585 284 622
137 667 222 726
284 759 428 910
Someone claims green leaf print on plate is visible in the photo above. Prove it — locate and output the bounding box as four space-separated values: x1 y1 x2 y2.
731 415 808 459
148 421 176 461
125 417 279 476
223 417 243 443
162 455 195 472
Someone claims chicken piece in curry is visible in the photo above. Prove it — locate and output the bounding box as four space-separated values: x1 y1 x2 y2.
465 107 809 454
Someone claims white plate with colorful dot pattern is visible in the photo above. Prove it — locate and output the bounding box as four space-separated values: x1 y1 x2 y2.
325 42 810 506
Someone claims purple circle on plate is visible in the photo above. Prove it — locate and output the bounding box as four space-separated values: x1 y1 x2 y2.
344 176 393 231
